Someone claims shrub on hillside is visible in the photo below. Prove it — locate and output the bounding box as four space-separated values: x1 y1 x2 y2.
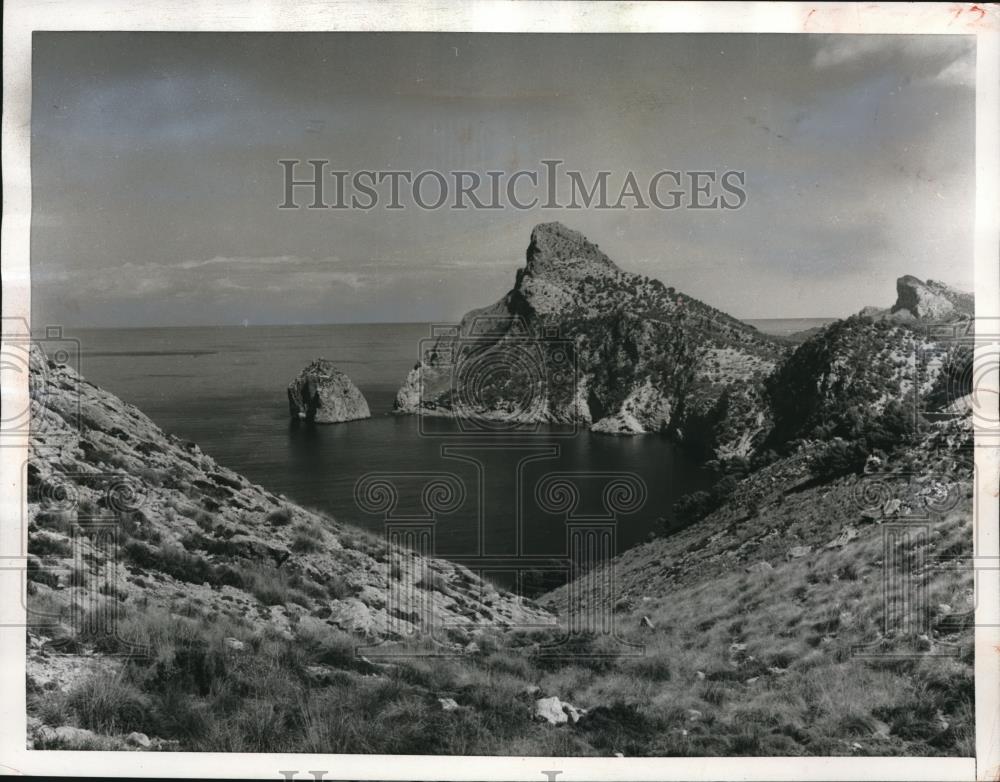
810 439 869 479
266 506 293 526
672 490 713 528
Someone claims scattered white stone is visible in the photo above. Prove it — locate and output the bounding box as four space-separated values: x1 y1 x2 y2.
745 677 759 684
126 731 151 748
695 670 706 681
787 545 812 559
438 697 460 712
686 709 703 721
223 637 246 652
639 616 656 630
535 696 569 725
534 696 586 725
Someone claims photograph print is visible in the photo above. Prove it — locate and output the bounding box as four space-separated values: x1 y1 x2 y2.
7 8 997 774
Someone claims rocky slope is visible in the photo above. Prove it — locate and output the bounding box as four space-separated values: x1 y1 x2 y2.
540 321 976 756
25 346 552 749
538 418 974 755
394 222 781 453
287 358 370 423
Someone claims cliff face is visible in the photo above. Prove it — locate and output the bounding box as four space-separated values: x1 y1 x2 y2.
287 358 370 423
861 275 974 322
394 222 781 449
891 275 974 321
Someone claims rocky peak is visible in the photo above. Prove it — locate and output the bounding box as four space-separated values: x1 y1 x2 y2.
522 222 619 279
396 222 781 448
891 275 973 321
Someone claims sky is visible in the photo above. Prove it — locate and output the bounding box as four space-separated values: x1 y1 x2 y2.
31 32 976 327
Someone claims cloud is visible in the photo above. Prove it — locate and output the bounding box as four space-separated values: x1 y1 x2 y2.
931 56 976 87
812 36 975 89
813 38 892 69
33 255 384 301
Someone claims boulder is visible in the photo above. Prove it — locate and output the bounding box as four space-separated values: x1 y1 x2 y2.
126 731 152 748
287 359 371 423
534 696 586 725
41 725 99 747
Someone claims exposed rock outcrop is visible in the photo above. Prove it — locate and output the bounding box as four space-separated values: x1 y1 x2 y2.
393 222 781 452
860 275 973 322
534 695 587 725
288 358 370 423
891 275 974 321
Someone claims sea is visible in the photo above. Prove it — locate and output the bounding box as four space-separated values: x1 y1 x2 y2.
58 318 831 582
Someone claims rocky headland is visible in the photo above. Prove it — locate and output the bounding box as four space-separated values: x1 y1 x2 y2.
394 222 780 455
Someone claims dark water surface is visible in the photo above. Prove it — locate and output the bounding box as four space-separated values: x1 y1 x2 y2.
67 324 708 568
